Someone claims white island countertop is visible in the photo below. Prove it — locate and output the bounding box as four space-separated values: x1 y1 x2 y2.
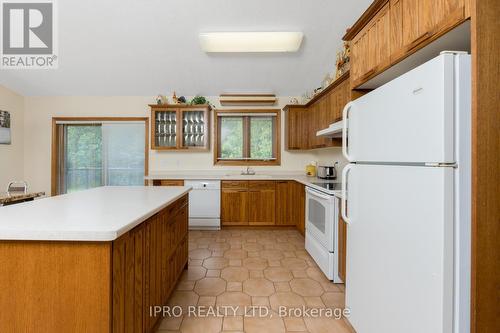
0 186 191 241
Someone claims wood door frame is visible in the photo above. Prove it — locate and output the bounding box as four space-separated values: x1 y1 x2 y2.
51 117 149 196
213 109 281 166
470 1 499 332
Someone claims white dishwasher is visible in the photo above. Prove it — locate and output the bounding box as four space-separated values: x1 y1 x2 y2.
184 180 221 230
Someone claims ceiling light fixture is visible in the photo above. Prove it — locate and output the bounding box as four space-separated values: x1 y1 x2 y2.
199 32 304 53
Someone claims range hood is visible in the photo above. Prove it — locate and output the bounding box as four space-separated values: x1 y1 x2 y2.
316 120 343 138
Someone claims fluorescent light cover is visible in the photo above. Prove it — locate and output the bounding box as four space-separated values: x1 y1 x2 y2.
199 32 303 53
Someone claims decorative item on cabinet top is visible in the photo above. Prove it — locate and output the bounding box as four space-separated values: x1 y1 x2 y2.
149 104 211 151
335 41 350 78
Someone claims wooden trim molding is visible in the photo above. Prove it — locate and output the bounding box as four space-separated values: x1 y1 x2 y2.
51 117 149 196
213 109 281 166
283 72 350 111
470 0 500 332
343 0 388 41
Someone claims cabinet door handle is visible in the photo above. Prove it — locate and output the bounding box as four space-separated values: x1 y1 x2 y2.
407 32 432 51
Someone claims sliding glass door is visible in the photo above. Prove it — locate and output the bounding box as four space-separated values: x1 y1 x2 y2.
102 123 146 186
55 120 146 194
64 124 103 193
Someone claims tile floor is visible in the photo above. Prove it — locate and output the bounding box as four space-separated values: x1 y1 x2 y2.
157 229 354 333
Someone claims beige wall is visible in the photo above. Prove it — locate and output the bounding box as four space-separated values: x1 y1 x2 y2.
0 85 24 190
23 96 346 194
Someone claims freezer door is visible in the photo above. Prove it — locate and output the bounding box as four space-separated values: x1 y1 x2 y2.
343 164 454 333
343 54 469 164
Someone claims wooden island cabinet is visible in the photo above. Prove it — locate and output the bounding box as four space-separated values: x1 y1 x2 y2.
112 195 188 332
0 188 189 333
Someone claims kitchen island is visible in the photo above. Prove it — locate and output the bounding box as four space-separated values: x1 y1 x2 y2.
0 186 191 332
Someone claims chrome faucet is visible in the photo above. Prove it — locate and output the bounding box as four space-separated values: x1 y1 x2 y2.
241 166 256 175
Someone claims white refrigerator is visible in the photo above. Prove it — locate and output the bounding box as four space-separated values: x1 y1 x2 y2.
341 52 471 333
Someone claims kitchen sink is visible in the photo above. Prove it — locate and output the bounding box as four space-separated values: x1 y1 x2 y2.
223 174 273 179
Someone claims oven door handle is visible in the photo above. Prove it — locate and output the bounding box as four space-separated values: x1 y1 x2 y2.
341 164 353 225
306 187 333 201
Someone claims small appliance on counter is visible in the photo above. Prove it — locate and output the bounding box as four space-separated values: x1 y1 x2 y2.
305 161 317 177
317 162 338 179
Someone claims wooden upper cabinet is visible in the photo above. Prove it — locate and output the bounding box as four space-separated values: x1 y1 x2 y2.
283 73 349 151
391 0 465 60
285 106 309 150
298 108 310 149
150 104 211 151
346 0 467 88
351 3 391 87
391 0 431 60
328 77 350 123
248 181 276 226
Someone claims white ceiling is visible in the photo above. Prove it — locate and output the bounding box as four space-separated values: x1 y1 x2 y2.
0 0 372 96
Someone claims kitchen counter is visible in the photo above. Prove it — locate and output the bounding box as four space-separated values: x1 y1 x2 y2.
145 171 343 197
0 185 190 332
0 190 45 205
0 186 191 241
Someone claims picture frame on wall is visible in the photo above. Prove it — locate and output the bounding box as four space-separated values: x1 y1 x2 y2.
0 110 11 144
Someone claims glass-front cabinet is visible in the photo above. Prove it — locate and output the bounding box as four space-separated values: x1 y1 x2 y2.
150 104 210 150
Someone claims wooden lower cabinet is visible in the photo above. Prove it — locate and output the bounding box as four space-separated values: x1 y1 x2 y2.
276 181 297 226
248 181 276 225
152 179 184 186
221 180 305 230
221 181 249 225
221 188 249 225
293 182 306 235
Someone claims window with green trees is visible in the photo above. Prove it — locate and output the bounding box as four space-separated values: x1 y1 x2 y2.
216 110 280 165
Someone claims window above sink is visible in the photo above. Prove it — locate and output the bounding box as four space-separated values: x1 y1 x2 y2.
214 109 281 166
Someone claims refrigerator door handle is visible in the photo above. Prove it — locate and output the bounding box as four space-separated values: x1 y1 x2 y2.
342 102 354 161
341 164 353 224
